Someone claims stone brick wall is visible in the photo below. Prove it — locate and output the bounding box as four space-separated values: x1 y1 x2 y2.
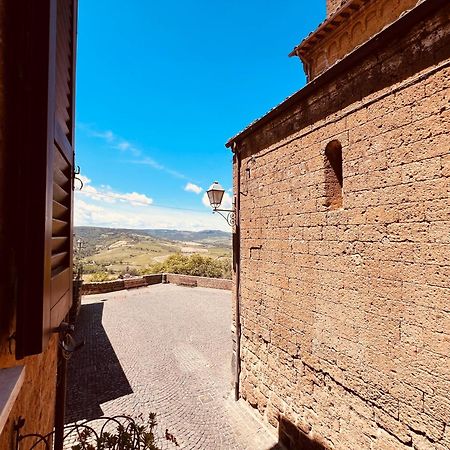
298 0 419 81
232 4 449 450
326 0 347 17
81 274 231 295
143 274 165 286
165 273 232 290
0 337 58 449
81 279 126 295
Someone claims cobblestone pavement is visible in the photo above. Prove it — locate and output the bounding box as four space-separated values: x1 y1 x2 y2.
66 284 280 450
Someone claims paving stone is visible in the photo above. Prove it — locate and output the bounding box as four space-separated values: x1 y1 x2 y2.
66 284 279 449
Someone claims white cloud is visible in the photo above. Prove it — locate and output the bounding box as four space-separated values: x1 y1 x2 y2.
90 129 115 143
133 157 187 179
114 192 153 206
76 174 153 207
136 156 164 171
222 192 233 209
202 192 211 208
80 125 186 179
117 141 131 151
74 174 230 231
75 197 230 232
184 182 203 194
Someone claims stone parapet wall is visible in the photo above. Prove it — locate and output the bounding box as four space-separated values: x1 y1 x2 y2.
165 273 232 290
81 279 125 295
143 274 165 285
81 273 231 295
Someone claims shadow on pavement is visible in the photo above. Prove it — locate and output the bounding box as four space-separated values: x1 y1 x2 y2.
65 302 133 423
268 417 329 450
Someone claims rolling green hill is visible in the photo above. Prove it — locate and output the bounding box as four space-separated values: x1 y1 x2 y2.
74 226 232 281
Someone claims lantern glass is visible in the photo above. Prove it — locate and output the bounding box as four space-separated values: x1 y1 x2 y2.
207 181 225 209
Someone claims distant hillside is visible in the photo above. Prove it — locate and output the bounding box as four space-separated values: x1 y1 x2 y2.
139 228 231 244
74 226 231 281
75 227 231 249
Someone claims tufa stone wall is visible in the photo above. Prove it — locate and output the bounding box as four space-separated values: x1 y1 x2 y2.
0 337 58 449
326 0 347 17
233 3 449 450
297 0 419 80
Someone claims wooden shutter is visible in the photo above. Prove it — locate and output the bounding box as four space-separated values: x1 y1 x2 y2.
13 0 77 358
51 0 77 334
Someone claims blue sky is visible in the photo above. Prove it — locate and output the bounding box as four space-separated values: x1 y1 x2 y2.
75 0 325 231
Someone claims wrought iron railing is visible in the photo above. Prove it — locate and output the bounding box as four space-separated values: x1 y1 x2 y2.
14 414 176 450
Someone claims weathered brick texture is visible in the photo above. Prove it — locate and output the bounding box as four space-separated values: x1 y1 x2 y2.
81 274 231 295
0 337 58 449
232 3 450 449
165 273 232 290
81 279 126 295
326 0 347 17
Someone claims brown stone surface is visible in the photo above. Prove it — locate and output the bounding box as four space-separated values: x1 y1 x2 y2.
81 279 126 295
294 0 420 80
230 2 450 449
144 273 165 285
326 0 347 17
0 336 58 449
66 285 278 449
81 274 231 295
166 274 232 290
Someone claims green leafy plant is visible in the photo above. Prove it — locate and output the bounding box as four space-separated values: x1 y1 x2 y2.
141 253 231 279
70 413 177 450
88 271 115 282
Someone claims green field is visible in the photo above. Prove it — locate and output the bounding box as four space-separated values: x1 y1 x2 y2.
75 226 232 281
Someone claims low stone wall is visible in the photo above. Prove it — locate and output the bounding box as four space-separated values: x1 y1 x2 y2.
165 273 232 290
81 279 125 295
143 274 165 285
81 273 231 295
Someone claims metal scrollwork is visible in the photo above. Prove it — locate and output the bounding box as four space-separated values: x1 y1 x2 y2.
74 165 84 190
213 209 236 227
15 414 164 450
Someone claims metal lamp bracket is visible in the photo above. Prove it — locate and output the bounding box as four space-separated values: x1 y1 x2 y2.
213 208 236 227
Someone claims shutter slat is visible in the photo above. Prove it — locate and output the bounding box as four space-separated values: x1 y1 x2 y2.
53 182 69 204
55 122 73 162
51 251 68 270
52 218 68 236
52 236 68 253
50 291 71 328
53 144 70 172
53 167 69 188
55 0 72 136
53 199 68 220
51 267 70 307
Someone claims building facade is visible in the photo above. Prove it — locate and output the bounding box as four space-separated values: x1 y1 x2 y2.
0 0 77 447
227 0 449 448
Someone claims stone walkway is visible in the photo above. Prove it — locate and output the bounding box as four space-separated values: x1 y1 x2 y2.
66 284 279 450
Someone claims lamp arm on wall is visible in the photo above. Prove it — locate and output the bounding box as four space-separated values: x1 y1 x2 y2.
212 208 235 227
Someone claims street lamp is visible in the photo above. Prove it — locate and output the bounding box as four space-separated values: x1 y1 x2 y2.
206 181 235 227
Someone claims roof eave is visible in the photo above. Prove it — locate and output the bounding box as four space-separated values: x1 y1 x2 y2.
225 0 442 150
